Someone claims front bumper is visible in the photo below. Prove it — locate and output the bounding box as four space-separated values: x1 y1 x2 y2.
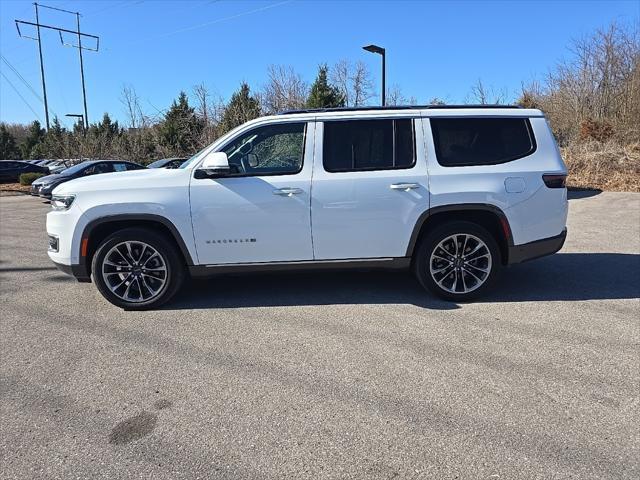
52 260 91 282
508 228 567 264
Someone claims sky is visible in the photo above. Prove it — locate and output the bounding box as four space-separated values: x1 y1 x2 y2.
1 0 638 128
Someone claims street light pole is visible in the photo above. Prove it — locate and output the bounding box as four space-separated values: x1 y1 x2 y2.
363 44 386 106
65 113 85 133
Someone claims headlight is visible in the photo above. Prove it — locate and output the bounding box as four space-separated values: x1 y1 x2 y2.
51 194 76 211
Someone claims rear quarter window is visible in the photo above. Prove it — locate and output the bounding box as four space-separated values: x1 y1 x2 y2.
430 117 536 167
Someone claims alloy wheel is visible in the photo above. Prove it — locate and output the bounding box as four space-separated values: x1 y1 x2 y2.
429 233 492 294
101 241 168 303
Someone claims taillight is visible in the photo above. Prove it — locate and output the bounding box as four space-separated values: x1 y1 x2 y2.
542 174 567 188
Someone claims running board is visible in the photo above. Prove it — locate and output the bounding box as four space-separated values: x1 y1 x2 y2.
188 257 411 278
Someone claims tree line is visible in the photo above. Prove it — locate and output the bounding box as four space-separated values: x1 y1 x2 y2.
1 22 637 167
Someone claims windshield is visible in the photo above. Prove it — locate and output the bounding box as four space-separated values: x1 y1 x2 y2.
59 161 93 176
148 159 168 168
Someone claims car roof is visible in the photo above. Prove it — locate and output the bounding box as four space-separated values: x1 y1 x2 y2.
279 104 524 115
214 105 542 137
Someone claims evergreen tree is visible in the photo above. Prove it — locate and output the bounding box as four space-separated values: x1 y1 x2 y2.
158 92 203 155
91 113 121 139
219 83 261 135
20 120 46 159
41 116 68 159
0 124 22 159
306 65 345 108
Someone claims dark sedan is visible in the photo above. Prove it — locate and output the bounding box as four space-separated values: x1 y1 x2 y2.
31 160 145 198
147 157 187 169
0 160 49 183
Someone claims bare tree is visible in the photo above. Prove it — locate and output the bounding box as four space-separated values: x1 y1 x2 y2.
385 84 417 106
261 65 308 114
193 83 211 125
467 79 508 105
539 22 640 142
120 85 145 129
331 60 374 107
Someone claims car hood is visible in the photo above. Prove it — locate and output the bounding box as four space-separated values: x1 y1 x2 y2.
52 168 186 195
34 173 66 185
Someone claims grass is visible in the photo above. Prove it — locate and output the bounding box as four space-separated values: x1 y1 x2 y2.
562 141 640 192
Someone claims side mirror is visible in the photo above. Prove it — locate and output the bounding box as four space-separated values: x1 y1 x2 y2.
201 152 230 171
196 152 231 178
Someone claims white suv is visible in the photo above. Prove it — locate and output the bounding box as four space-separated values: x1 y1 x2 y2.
46 106 568 309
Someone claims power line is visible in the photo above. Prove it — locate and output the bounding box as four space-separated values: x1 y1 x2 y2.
1 55 43 103
116 0 291 48
0 71 43 122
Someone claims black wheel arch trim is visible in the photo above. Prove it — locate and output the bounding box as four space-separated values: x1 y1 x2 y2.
405 203 514 257
73 214 195 281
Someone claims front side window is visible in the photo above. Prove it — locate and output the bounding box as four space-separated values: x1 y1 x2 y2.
430 117 536 167
323 119 415 172
220 122 306 176
82 163 112 176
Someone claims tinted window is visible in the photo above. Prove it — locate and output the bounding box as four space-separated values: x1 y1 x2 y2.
126 163 144 170
113 163 128 172
221 122 305 176
82 163 112 176
60 161 94 176
323 119 415 172
431 117 535 167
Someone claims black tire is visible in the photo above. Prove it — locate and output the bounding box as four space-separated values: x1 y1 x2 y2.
413 221 501 302
91 228 186 310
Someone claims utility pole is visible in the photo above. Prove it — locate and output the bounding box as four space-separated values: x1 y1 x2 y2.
76 12 89 126
15 4 99 129
34 3 50 130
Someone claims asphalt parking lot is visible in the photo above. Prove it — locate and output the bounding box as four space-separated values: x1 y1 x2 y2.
1 192 638 479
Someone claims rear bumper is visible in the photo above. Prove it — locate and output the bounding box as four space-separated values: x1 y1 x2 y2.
52 260 91 283
508 228 567 265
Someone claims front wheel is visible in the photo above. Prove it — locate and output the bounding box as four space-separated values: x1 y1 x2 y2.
414 221 501 302
92 228 185 310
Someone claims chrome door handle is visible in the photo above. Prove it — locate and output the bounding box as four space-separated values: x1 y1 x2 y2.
273 187 303 196
390 183 420 191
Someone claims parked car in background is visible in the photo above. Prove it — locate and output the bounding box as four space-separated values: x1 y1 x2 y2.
148 157 187 169
0 160 49 183
31 160 145 198
46 161 69 174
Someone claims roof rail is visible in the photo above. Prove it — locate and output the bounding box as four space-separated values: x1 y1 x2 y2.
278 104 522 115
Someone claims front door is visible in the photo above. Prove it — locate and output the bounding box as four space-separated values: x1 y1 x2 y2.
190 121 314 265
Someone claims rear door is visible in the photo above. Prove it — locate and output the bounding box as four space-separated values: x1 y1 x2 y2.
311 117 429 260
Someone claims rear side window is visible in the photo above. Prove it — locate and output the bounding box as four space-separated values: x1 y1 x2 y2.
430 117 535 167
323 119 415 172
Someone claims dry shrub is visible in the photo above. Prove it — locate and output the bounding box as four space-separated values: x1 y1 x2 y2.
579 118 614 142
562 141 640 191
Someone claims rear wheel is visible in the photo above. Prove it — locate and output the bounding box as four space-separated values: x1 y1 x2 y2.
414 221 501 301
92 228 185 310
